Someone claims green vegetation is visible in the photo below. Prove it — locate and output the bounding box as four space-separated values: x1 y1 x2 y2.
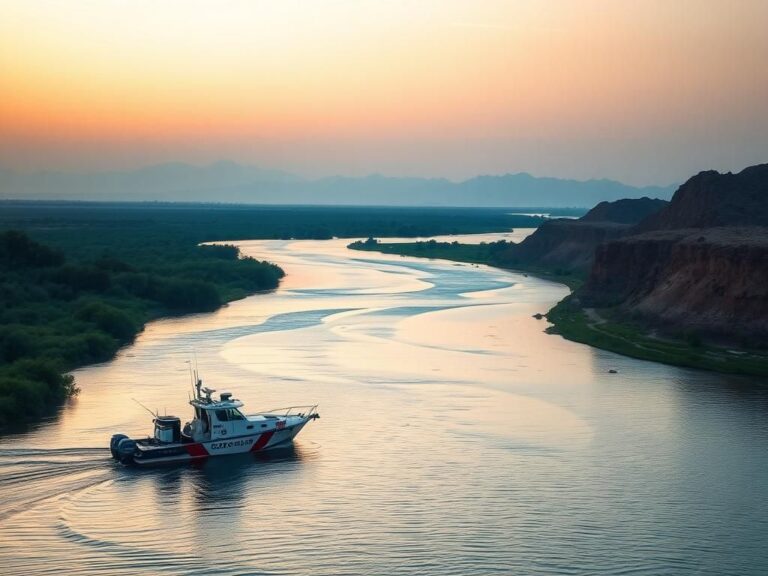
0 201 544 430
547 298 768 377
351 238 768 376
0 228 283 429
351 237 505 263
348 238 584 290
0 201 547 245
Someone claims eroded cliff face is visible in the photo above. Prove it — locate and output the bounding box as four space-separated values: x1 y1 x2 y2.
579 164 768 341
582 228 768 340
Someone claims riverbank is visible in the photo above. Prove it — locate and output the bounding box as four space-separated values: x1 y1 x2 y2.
1 203 544 431
348 238 584 290
0 231 284 430
349 239 768 376
6 237 768 576
546 298 768 377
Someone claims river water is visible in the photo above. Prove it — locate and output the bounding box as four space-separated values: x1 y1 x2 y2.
1 235 767 575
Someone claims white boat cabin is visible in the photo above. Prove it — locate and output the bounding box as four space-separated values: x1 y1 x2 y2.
183 388 278 442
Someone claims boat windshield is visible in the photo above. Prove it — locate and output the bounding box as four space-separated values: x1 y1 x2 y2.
215 408 246 422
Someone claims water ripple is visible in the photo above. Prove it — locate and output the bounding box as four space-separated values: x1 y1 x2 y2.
1 238 767 575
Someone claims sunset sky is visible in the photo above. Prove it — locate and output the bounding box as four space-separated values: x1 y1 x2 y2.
1 0 767 185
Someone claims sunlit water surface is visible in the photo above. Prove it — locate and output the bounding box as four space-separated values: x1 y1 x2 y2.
1 233 767 575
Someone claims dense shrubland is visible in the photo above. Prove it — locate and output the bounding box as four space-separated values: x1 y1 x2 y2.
350 237 511 264
0 201 549 245
0 201 540 428
0 229 283 428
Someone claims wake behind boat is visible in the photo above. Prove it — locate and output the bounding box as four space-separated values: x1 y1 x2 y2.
110 377 319 466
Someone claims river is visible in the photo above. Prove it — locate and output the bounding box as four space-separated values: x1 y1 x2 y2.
1 235 767 575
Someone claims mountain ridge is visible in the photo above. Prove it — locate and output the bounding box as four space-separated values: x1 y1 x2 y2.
0 162 676 207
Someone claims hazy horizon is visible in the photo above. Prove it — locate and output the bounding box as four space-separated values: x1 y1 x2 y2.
2 1 767 188
0 158 684 187
0 159 681 207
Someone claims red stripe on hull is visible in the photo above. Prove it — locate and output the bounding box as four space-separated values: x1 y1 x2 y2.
185 442 209 458
252 431 275 451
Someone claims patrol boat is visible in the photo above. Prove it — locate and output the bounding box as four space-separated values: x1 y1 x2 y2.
110 378 319 466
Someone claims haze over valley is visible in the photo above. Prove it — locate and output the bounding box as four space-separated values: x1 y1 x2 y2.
1 2 767 575
0 162 676 207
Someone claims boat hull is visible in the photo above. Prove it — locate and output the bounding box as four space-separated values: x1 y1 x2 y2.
129 420 310 466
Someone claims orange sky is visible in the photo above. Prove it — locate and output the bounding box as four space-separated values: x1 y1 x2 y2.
1 0 767 185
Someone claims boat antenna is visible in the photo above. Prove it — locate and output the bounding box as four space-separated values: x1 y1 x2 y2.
186 359 197 400
132 397 157 418
192 350 202 400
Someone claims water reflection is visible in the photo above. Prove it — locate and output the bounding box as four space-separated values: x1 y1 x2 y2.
1 236 767 575
132 444 309 522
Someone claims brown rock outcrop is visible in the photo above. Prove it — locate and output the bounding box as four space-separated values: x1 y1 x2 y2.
637 163 768 231
499 197 668 272
504 219 628 271
580 163 768 342
582 227 768 340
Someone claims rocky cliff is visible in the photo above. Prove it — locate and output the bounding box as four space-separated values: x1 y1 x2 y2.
637 164 768 231
581 197 669 224
499 197 667 272
581 164 768 342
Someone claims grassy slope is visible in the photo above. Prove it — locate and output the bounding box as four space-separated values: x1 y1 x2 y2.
349 240 768 377
546 299 768 377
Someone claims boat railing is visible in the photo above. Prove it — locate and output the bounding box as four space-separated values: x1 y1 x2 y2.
257 404 319 419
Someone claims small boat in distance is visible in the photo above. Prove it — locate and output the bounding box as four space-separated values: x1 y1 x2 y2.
110 376 319 466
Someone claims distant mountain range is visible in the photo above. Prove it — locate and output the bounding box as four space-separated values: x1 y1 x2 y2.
0 161 676 207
